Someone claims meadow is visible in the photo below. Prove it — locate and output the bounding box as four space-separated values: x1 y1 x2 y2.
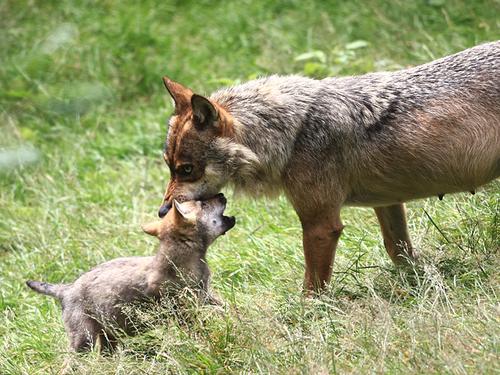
1 0 499 373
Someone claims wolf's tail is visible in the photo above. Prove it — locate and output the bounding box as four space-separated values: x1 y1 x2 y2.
26 280 67 300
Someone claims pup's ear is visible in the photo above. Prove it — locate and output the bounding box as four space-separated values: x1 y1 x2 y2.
191 94 218 130
142 221 161 237
163 76 193 113
172 200 197 223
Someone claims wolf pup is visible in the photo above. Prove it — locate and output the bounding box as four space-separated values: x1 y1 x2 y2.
26 194 235 351
158 41 499 292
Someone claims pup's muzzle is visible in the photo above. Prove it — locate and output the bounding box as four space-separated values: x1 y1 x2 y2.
214 192 227 205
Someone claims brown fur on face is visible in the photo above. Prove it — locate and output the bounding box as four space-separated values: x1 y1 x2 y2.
26 195 235 352
160 78 240 211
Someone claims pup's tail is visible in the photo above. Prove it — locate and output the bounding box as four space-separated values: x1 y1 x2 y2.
26 280 67 300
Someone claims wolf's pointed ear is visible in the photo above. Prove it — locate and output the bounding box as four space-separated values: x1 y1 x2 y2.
142 221 161 237
191 94 218 130
163 76 193 113
173 200 197 223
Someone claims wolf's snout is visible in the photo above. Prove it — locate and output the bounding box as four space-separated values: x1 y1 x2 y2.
158 203 171 218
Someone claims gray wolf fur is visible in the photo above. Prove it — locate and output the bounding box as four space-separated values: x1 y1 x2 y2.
27 195 236 351
158 41 500 292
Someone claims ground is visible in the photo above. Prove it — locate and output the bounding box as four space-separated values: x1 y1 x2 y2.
0 0 499 373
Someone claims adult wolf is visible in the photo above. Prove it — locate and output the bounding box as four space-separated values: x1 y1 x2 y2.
158 41 500 292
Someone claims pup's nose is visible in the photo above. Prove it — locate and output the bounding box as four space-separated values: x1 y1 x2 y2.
158 203 171 218
216 193 226 204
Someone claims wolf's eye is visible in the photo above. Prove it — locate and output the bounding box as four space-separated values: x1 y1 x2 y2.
178 164 193 176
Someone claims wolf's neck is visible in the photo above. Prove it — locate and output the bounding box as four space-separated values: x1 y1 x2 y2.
211 75 321 196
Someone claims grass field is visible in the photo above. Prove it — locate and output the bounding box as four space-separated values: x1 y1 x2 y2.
1 0 499 373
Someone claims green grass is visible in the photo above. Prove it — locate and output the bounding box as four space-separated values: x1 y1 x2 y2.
1 0 499 373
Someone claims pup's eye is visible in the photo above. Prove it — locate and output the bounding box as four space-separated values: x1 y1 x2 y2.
177 164 193 176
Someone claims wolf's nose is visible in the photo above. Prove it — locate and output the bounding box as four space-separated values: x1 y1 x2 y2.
158 203 171 218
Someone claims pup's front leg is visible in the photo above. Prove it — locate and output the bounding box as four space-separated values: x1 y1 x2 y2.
298 209 344 293
374 204 416 265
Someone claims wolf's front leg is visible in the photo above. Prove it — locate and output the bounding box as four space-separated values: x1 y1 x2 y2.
374 203 416 265
298 209 344 293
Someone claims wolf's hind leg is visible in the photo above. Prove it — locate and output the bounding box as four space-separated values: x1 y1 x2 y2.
374 204 415 265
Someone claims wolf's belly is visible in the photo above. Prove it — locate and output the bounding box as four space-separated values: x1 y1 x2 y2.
345 189 459 207
345 164 499 207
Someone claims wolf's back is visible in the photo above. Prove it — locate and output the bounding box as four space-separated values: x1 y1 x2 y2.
398 41 500 99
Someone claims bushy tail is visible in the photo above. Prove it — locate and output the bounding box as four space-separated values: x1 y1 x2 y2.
26 280 67 300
